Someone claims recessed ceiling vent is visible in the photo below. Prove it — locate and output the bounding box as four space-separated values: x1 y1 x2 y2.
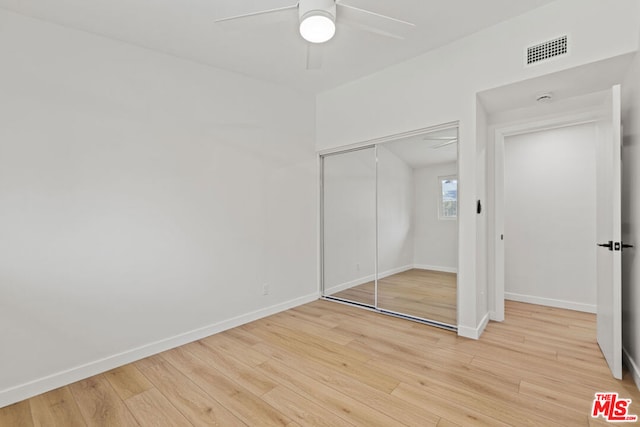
526 35 568 65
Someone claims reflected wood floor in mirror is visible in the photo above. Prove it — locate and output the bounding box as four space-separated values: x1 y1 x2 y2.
330 269 456 325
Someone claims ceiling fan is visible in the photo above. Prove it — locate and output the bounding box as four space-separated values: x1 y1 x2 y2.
215 0 415 69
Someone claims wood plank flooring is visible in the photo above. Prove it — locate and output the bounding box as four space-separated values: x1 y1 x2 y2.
1 300 639 426
330 269 457 325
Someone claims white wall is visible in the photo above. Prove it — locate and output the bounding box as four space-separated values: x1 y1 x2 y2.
322 148 376 292
413 162 457 271
377 145 415 275
621 36 640 387
504 123 597 311
316 0 640 336
0 10 317 407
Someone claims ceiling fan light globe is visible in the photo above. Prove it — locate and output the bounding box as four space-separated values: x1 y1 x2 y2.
299 13 335 43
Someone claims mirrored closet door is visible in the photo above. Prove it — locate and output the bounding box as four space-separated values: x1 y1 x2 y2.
322 147 377 307
377 128 458 327
321 126 458 329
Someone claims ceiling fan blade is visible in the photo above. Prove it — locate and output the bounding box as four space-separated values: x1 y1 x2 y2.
215 4 297 23
429 140 458 149
337 3 415 40
306 44 323 70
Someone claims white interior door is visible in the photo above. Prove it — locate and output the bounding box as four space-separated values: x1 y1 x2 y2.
596 84 622 380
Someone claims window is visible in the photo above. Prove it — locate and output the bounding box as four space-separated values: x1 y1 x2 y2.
439 175 457 219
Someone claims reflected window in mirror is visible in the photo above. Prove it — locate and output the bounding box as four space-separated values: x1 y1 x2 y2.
439 175 457 220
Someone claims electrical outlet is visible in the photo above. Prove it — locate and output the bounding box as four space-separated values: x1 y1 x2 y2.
262 283 269 296
356 263 360 271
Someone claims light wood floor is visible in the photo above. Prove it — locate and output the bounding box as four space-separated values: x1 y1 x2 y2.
1 300 639 426
331 269 457 325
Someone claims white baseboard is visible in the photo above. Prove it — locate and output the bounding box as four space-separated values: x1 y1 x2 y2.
504 292 596 313
324 274 375 295
0 292 319 409
324 265 414 295
489 310 504 322
325 264 456 296
458 312 490 340
623 347 640 391
413 264 458 274
379 264 414 279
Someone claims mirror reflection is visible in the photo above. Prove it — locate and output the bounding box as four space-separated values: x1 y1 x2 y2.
377 128 458 325
322 147 376 307
321 126 458 327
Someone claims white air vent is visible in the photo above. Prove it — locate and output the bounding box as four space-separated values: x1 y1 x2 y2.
526 35 568 65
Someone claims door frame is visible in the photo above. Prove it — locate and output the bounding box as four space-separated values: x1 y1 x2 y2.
488 109 606 321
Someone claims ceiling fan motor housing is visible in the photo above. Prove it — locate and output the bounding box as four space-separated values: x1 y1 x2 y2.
299 0 336 23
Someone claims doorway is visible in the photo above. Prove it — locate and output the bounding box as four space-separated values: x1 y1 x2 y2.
502 122 598 313
490 109 608 320
488 86 624 379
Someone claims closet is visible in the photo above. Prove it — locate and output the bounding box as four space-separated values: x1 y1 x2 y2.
321 125 459 330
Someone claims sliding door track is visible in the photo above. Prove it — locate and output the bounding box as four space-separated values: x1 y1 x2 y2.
321 296 457 332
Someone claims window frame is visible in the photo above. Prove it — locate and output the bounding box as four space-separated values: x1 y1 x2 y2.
438 174 458 220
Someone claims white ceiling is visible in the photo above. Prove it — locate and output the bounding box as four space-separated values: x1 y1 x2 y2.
383 127 457 169
477 53 636 126
0 0 555 93
478 53 636 116
381 53 636 170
